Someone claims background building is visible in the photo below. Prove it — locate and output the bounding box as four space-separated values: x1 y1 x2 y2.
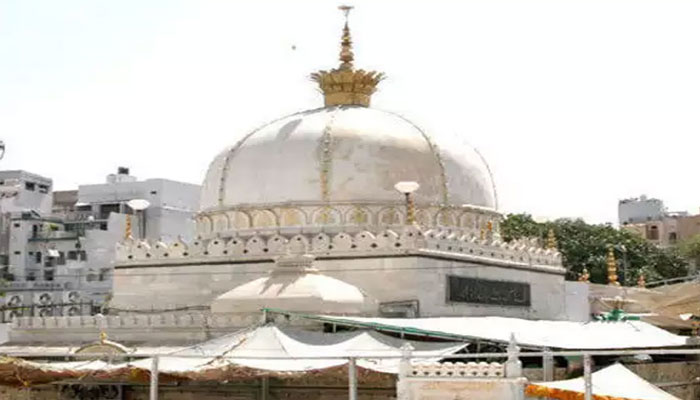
0 168 200 321
619 195 700 247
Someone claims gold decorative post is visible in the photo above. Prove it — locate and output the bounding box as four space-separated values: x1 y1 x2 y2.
394 181 420 226
606 246 620 286
546 228 557 250
310 6 385 107
406 194 416 225
637 274 646 288
124 214 132 240
578 268 590 282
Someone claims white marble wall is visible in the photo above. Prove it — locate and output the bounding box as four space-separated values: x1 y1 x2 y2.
111 254 567 320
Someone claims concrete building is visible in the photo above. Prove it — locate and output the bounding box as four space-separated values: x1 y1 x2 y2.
620 196 700 247
618 195 668 225
0 168 200 321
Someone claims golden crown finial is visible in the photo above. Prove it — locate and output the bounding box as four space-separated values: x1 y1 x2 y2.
310 6 385 107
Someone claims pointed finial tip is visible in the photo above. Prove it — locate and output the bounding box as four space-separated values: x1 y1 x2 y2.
339 5 354 16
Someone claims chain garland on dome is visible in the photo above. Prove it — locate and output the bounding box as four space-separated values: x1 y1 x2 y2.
318 110 339 223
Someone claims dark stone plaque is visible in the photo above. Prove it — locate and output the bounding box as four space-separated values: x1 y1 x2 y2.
447 276 531 307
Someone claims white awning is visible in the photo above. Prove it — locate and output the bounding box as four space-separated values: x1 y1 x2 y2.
126 325 466 374
526 364 680 400
297 314 690 349
47 249 60 258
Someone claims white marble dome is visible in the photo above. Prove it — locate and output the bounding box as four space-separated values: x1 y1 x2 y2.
200 105 497 214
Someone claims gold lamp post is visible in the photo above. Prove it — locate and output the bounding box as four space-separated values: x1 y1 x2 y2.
394 181 420 225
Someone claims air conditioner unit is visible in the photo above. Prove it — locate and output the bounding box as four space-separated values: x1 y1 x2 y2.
64 305 82 317
37 307 53 317
34 292 53 306
5 309 22 321
64 291 80 304
6 294 23 308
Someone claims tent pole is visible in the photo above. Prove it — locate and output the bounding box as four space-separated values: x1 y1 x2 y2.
150 355 159 400
348 357 357 400
543 347 553 381
261 376 269 400
583 354 592 400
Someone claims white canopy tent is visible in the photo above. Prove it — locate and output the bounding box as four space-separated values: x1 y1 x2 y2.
126 325 466 374
0 324 467 386
526 364 681 400
289 313 690 349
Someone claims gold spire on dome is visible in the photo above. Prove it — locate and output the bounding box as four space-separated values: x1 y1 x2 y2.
310 5 385 107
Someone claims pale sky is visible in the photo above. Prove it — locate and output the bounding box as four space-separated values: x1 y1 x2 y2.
1 0 699 224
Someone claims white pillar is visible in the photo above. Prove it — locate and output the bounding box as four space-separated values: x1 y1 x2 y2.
583 354 592 400
397 343 414 400
150 356 159 400
348 357 357 400
543 348 554 381
505 333 522 378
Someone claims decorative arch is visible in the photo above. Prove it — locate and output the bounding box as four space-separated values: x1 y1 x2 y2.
415 209 432 226
211 214 230 232
251 209 278 228
459 212 475 229
436 210 457 227
197 216 213 235
227 211 251 229
378 207 403 226
280 208 306 227
346 207 371 225
311 207 342 226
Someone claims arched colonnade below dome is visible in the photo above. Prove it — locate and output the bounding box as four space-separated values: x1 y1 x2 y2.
195 203 501 238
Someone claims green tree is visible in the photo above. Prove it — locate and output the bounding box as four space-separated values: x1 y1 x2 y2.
678 234 700 269
501 214 688 284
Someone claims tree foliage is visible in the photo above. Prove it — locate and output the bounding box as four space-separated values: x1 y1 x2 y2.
501 214 689 284
679 234 700 269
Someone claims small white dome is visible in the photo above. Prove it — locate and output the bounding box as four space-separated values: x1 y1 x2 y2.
211 254 374 315
200 105 497 213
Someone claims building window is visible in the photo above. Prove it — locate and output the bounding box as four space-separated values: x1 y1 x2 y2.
27 272 36 281
25 182 35 191
13 251 20 255
99 222 108 231
99 203 120 220
44 270 54 281
647 225 659 240
99 268 110 281
669 232 678 243
67 251 77 260
57 251 66 265
79 251 87 261
38 184 49 194
13 223 19 228
35 252 42 263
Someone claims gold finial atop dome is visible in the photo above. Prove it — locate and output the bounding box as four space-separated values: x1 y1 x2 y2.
310 5 385 107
